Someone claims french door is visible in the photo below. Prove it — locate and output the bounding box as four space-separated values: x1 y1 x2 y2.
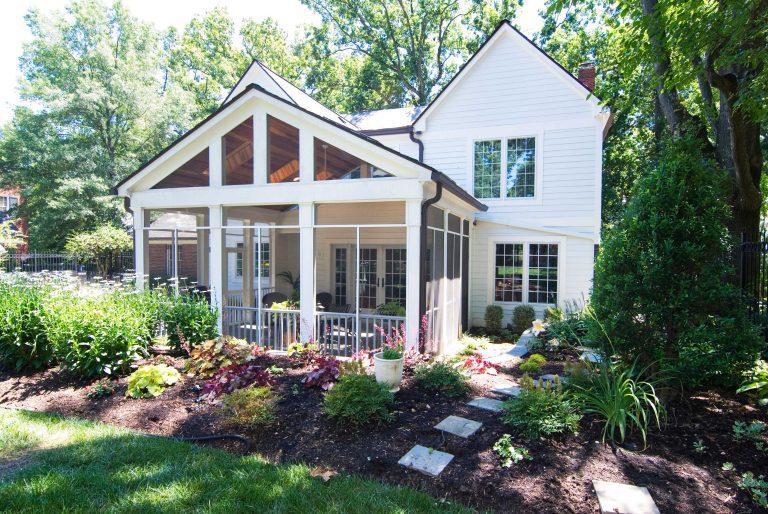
334 246 407 311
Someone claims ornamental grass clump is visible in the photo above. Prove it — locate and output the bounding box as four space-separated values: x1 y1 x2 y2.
324 373 394 426
569 360 664 448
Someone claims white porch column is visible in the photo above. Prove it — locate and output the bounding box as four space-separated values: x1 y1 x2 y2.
405 199 421 352
209 205 224 334
253 111 267 185
298 202 315 342
133 207 146 290
299 129 314 183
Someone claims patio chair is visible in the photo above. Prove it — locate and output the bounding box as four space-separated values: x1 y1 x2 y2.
261 292 288 307
316 292 333 311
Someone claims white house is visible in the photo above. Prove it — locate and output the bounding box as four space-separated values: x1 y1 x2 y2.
114 21 611 355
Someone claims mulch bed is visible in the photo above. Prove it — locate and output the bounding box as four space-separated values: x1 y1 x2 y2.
1 352 766 513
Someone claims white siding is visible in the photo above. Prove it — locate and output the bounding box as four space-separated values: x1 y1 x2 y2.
469 221 594 328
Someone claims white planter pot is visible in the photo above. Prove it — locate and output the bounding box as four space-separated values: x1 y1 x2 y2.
373 352 404 392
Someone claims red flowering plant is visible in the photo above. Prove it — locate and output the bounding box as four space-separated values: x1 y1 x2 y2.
202 362 275 401
374 323 406 360
456 355 498 375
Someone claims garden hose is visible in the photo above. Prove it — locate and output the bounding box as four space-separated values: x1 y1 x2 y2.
143 432 252 453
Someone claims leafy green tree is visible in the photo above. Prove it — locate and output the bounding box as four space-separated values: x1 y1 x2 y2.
65 224 132 277
0 0 194 250
591 138 762 388
300 0 474 106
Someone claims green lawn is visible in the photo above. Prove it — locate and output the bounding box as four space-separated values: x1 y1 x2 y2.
0 409 469 513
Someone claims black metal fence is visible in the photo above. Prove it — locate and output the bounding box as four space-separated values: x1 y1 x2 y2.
2 252 135 279
739 230 768 332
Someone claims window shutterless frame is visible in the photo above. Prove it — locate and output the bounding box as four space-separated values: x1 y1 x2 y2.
470 133 543 204
488 238 564 307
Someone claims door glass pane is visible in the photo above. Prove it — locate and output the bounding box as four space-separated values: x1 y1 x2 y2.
359 248 377 309
495 243 523 302
384 248 406 307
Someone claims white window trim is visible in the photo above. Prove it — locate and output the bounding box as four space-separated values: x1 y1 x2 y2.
469 131 544 205
487 237 566 308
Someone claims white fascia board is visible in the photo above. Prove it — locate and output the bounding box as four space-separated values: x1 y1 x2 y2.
129 177 427 211
475 217 597 241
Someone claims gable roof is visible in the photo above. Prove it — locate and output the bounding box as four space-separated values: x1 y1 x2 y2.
412 20 603 127
347 106 424 134
223 60 358 130
114 83 486 212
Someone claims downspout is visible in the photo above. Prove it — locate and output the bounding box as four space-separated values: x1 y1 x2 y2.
409 128 424 162
419 182 441 352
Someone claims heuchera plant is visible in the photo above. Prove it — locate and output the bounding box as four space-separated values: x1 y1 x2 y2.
375 323 406 359
202 362 274 399
303 355 341 390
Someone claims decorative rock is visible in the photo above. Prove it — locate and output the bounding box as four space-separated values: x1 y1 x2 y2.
492 385 522 397
592 480 660 514
581 351 603 363
434 415 483 438
468 397 505 412
398 445 454 477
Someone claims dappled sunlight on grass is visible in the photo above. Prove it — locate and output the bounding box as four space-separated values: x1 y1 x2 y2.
0 409 469 513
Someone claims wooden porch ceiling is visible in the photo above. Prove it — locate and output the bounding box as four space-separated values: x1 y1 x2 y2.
151 149 210 189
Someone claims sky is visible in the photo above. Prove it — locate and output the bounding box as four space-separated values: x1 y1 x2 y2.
0 0 546 124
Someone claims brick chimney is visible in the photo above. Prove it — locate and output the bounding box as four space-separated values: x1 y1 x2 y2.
577 62 596 91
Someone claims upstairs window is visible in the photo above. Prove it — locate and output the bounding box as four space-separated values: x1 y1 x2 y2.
474 137 537 199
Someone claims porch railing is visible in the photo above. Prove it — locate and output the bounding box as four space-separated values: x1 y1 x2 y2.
223 288 276 308
222 306 405 355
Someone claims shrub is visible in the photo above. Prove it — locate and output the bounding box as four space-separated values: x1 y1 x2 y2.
512 305 536 335
737 360 768 406
152 290 218 351
493 434 532 467
570 360 664 448
187 337 254 377
45 289 152 378
324 373 394 426
0 277 52 371
303 355 341 390
202 362 274 399
125 364 180 398
376 301 406 317
502 375 581 439
84 378 119 399
484 305 503 335
64 224 132 278
591 138 762 388
414 362 470 397
220 387 278 427
519 354 546 373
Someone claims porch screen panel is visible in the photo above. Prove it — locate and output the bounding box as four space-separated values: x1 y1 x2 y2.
152 149 209 189
425 206 445 352
314 138 393 180
268 116 300 183
222 118 254 185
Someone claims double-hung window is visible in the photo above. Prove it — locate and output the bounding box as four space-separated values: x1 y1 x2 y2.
474 137 537 199
494 243 558 304
235 242 270 278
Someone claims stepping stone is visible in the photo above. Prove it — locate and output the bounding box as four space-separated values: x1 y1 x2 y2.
492 385 521 397
593 480 660 514
434 415 483 438
398 445 454 477
468 397 505 412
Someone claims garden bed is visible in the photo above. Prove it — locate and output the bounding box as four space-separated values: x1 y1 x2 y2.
1 352 765 513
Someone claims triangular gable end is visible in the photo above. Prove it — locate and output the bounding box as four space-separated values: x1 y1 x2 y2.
413 21 604 130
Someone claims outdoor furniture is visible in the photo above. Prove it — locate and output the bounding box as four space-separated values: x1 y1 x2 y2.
316 292 333 310
261 291 288 307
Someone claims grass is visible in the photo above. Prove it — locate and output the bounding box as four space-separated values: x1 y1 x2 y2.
0 409 469 513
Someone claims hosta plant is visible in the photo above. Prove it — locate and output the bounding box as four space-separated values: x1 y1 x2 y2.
126 364 180 399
